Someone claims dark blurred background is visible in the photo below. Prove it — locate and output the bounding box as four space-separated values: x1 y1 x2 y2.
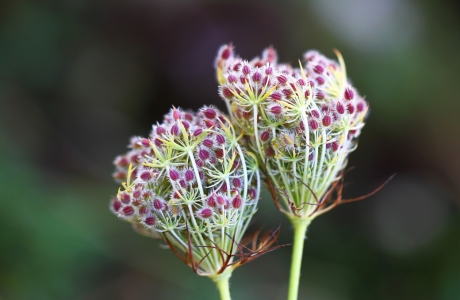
1 0 459 299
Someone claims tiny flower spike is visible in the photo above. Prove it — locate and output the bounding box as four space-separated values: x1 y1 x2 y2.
111 106 282 300
215 44 390 300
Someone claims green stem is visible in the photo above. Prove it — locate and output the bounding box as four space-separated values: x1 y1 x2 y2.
211 271 232 300
287 218 311 300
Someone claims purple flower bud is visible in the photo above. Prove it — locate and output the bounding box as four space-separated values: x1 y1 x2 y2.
156 126 165 135
122 206 134 216
222 87 233 99
130 154 140 164
115 156 129 167
215 148 224 158
282 89 292 98
242 64 251 75
248 188 257 200
193 128 203 136
252 72 261 82
112 199 122 212
182 121 190 129
169 169 180 181
218 115 226 124
154 138 162 147
262 76 271 86
121 193 130 204
197 207 213 219
297 78 306 86
204 120 214 128
203 108 217 119
271 92 282 101
185 169 195 182
321 104 330 113
140 171 152 181
316 91 325 100
220 182 228 192
173 109 181 120
196 159 204 167
309 119 319 130
184 113 194 121
216 134 226 145
265 66 273 75
227 74 237 83
270 105 282 115
208 195 217 207
139 205 149 215
347 103 355 114
221 45 232 59
336 102 345 114
331 142 339 151
311 110 320 118
299 121 305 131
199 149 210 160
277 75 287 85
153 198 165 210
202 139 213 148
133 189 141 198
144 216 156 226
344 88 354 100
357 101 365 112
233 178 242 188
322 115 331 127
216 195 226 206
314 65 324 74
316 77 325 85
141 138 150 147
232 195 243 209
261 131 270 142
170 124 179 136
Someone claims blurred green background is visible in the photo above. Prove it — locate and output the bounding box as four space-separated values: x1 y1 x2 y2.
1 0 459 299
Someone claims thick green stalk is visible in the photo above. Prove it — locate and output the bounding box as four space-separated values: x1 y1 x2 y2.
287 218 311 300
211 271 232 300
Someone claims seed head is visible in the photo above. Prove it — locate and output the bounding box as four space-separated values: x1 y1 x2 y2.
215 44 368 220
111 106 261 276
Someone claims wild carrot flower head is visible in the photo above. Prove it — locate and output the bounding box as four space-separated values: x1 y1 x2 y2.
215 44 369 220
111 106 266 277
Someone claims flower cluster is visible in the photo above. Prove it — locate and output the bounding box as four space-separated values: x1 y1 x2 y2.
216 44 368 219
111 106 261 276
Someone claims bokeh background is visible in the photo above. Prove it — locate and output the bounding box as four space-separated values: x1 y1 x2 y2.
1 0 459 299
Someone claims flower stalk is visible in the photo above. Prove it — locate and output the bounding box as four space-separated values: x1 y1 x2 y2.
288 218 310 300
211 271 232 300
